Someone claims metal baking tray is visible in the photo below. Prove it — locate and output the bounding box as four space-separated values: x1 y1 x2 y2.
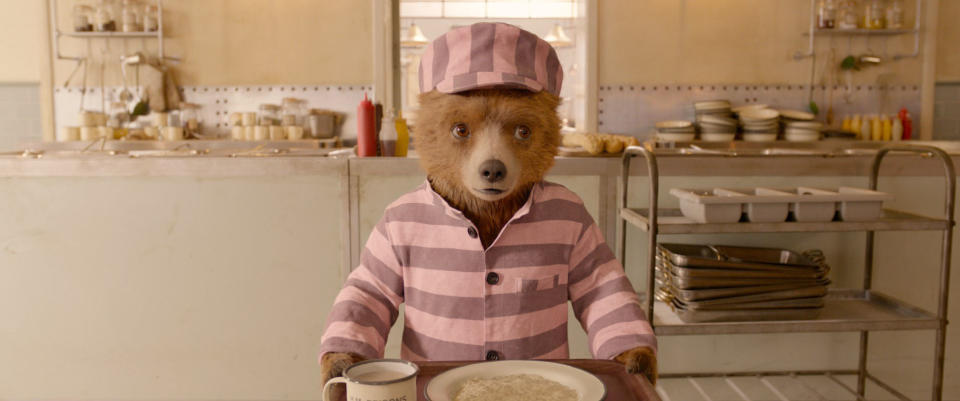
669 293 825 310
658 243 826 272
669 305 824 323
658 259 827 279
657 266 826 289
665 279 832 302
664 284 828 305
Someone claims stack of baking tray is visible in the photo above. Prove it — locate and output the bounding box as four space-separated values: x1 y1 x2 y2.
656 243 831 323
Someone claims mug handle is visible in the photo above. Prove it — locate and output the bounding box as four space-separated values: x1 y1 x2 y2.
322 376 349 401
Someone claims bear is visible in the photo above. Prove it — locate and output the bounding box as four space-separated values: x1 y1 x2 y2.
319 22 656 394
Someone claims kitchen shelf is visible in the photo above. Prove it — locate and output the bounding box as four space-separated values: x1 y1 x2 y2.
621 208 950 234
805 28 918 36
619 144 955 401
658 370 909 401
60 31 160 38
652 289 938 336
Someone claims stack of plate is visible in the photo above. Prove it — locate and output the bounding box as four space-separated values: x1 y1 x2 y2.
694 100 735 142
655 120 696 142
780 110 821 142
737 108 780 142
656 243 831 323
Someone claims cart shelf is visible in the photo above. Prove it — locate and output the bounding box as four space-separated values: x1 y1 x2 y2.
621 208 949 234
658 370 909 401
650 289 939 336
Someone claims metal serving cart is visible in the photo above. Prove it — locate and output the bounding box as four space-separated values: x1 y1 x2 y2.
618 145 956 401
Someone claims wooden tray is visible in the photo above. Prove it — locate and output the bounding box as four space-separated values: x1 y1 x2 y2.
413 360 659 401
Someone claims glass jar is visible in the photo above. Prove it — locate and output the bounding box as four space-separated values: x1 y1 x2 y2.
121 0 141 32
863 0 885 29
837 0 860 29
143 4 158 32
258 104 281 126
817 0 837 29
180 102 202 137
73 5 94 32
95 0 116 32
281 97 305 127
886 0 904 29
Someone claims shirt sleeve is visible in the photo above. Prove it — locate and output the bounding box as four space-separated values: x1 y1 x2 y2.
319 218 404 360
568 221 657 360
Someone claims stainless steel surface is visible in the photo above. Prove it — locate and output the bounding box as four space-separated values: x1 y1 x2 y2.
658 371 910 401
665 285 828 307
658 243 823 271
672 296 825 311
665 280 831 302
621 144 956 400
621 207 949 234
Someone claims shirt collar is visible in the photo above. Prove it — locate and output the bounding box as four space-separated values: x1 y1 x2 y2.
422 180 541 224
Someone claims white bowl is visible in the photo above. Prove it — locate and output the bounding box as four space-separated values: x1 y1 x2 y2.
739 108 780 122
779 109 816 121
657 132 696 142
698 114 738 126
743 133 778 142
785 121 823 130
694 100 732 111
656 120 694 129
785 131 821 142
732 104 769 114
701 132 736 142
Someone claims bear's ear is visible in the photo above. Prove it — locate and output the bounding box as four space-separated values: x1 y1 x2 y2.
534 91 562 112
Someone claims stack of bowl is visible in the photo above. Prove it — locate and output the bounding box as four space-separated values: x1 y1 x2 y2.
655 120 696 142
694 100 736 142
737 107 780 142
780 110 821 142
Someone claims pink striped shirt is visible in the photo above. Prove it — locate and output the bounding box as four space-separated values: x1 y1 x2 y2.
320 181 656 362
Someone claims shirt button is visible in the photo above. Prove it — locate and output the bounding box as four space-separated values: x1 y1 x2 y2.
485 351 500 361
467 227 478 239
486 272 500 285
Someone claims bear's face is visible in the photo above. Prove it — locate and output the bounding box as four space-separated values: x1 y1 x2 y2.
414 89 561 202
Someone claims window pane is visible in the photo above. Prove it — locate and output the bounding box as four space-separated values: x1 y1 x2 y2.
400 2 442 18
486 1 531 18
443 1 487 18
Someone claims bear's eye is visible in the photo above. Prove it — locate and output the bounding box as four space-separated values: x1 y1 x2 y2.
514 125 532 140
451 123 470 139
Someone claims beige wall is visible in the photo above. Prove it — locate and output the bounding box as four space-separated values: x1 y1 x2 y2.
0 0 45 82
51 0 373 87
937 0 960 81
598 0 923 85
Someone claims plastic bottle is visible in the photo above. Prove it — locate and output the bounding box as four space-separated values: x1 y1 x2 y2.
379 109 398 157
860 116 871 141
901 109 913 140
356 93 378 157
871 115 882 140
851 114 862 138
394 110 410 157
841 115 852 131
881 115 892 141
892 115 903 141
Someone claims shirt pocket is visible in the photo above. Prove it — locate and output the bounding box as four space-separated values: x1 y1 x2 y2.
516 274 561 293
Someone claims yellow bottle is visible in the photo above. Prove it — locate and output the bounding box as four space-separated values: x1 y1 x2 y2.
394 110 410 157
871 115 882 141
851 114 862 138
882 115 893 141
842 115 852 132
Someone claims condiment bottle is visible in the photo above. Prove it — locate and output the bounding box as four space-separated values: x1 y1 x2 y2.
892 115 903 141
871 115 882 140
841 115 852 131
356 93 378 157
881 115 893 141
900 108 913 140
860 116 871 141
837 0 859 30
851 114 862 138
886 0 905 29
379 109 398 157
394 110 410 157
818 0 837 29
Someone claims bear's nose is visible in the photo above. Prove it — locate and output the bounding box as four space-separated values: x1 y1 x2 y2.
479 159 507 183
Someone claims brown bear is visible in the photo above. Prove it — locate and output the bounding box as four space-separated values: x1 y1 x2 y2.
320 22 656 393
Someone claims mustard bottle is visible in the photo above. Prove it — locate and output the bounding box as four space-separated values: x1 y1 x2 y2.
881 115 893 141
851 114 862 138
842 115 852 132
394 110 410 157
871 115 882 141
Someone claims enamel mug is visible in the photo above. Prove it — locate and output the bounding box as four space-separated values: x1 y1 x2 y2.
323 359 419 401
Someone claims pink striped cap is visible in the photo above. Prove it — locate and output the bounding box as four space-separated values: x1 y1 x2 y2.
419 22 563 96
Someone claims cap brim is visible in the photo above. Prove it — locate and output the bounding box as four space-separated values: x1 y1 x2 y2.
434 72 546 95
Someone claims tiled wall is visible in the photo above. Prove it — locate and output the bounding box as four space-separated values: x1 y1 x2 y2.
0 83 42 150
935 82 960 140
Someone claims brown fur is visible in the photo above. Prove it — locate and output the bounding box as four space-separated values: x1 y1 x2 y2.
615 346 658 385
320 352 366 399
414 89 562 247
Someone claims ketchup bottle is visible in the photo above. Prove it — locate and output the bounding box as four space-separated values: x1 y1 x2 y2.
357 93 377 157
898 107 913 140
